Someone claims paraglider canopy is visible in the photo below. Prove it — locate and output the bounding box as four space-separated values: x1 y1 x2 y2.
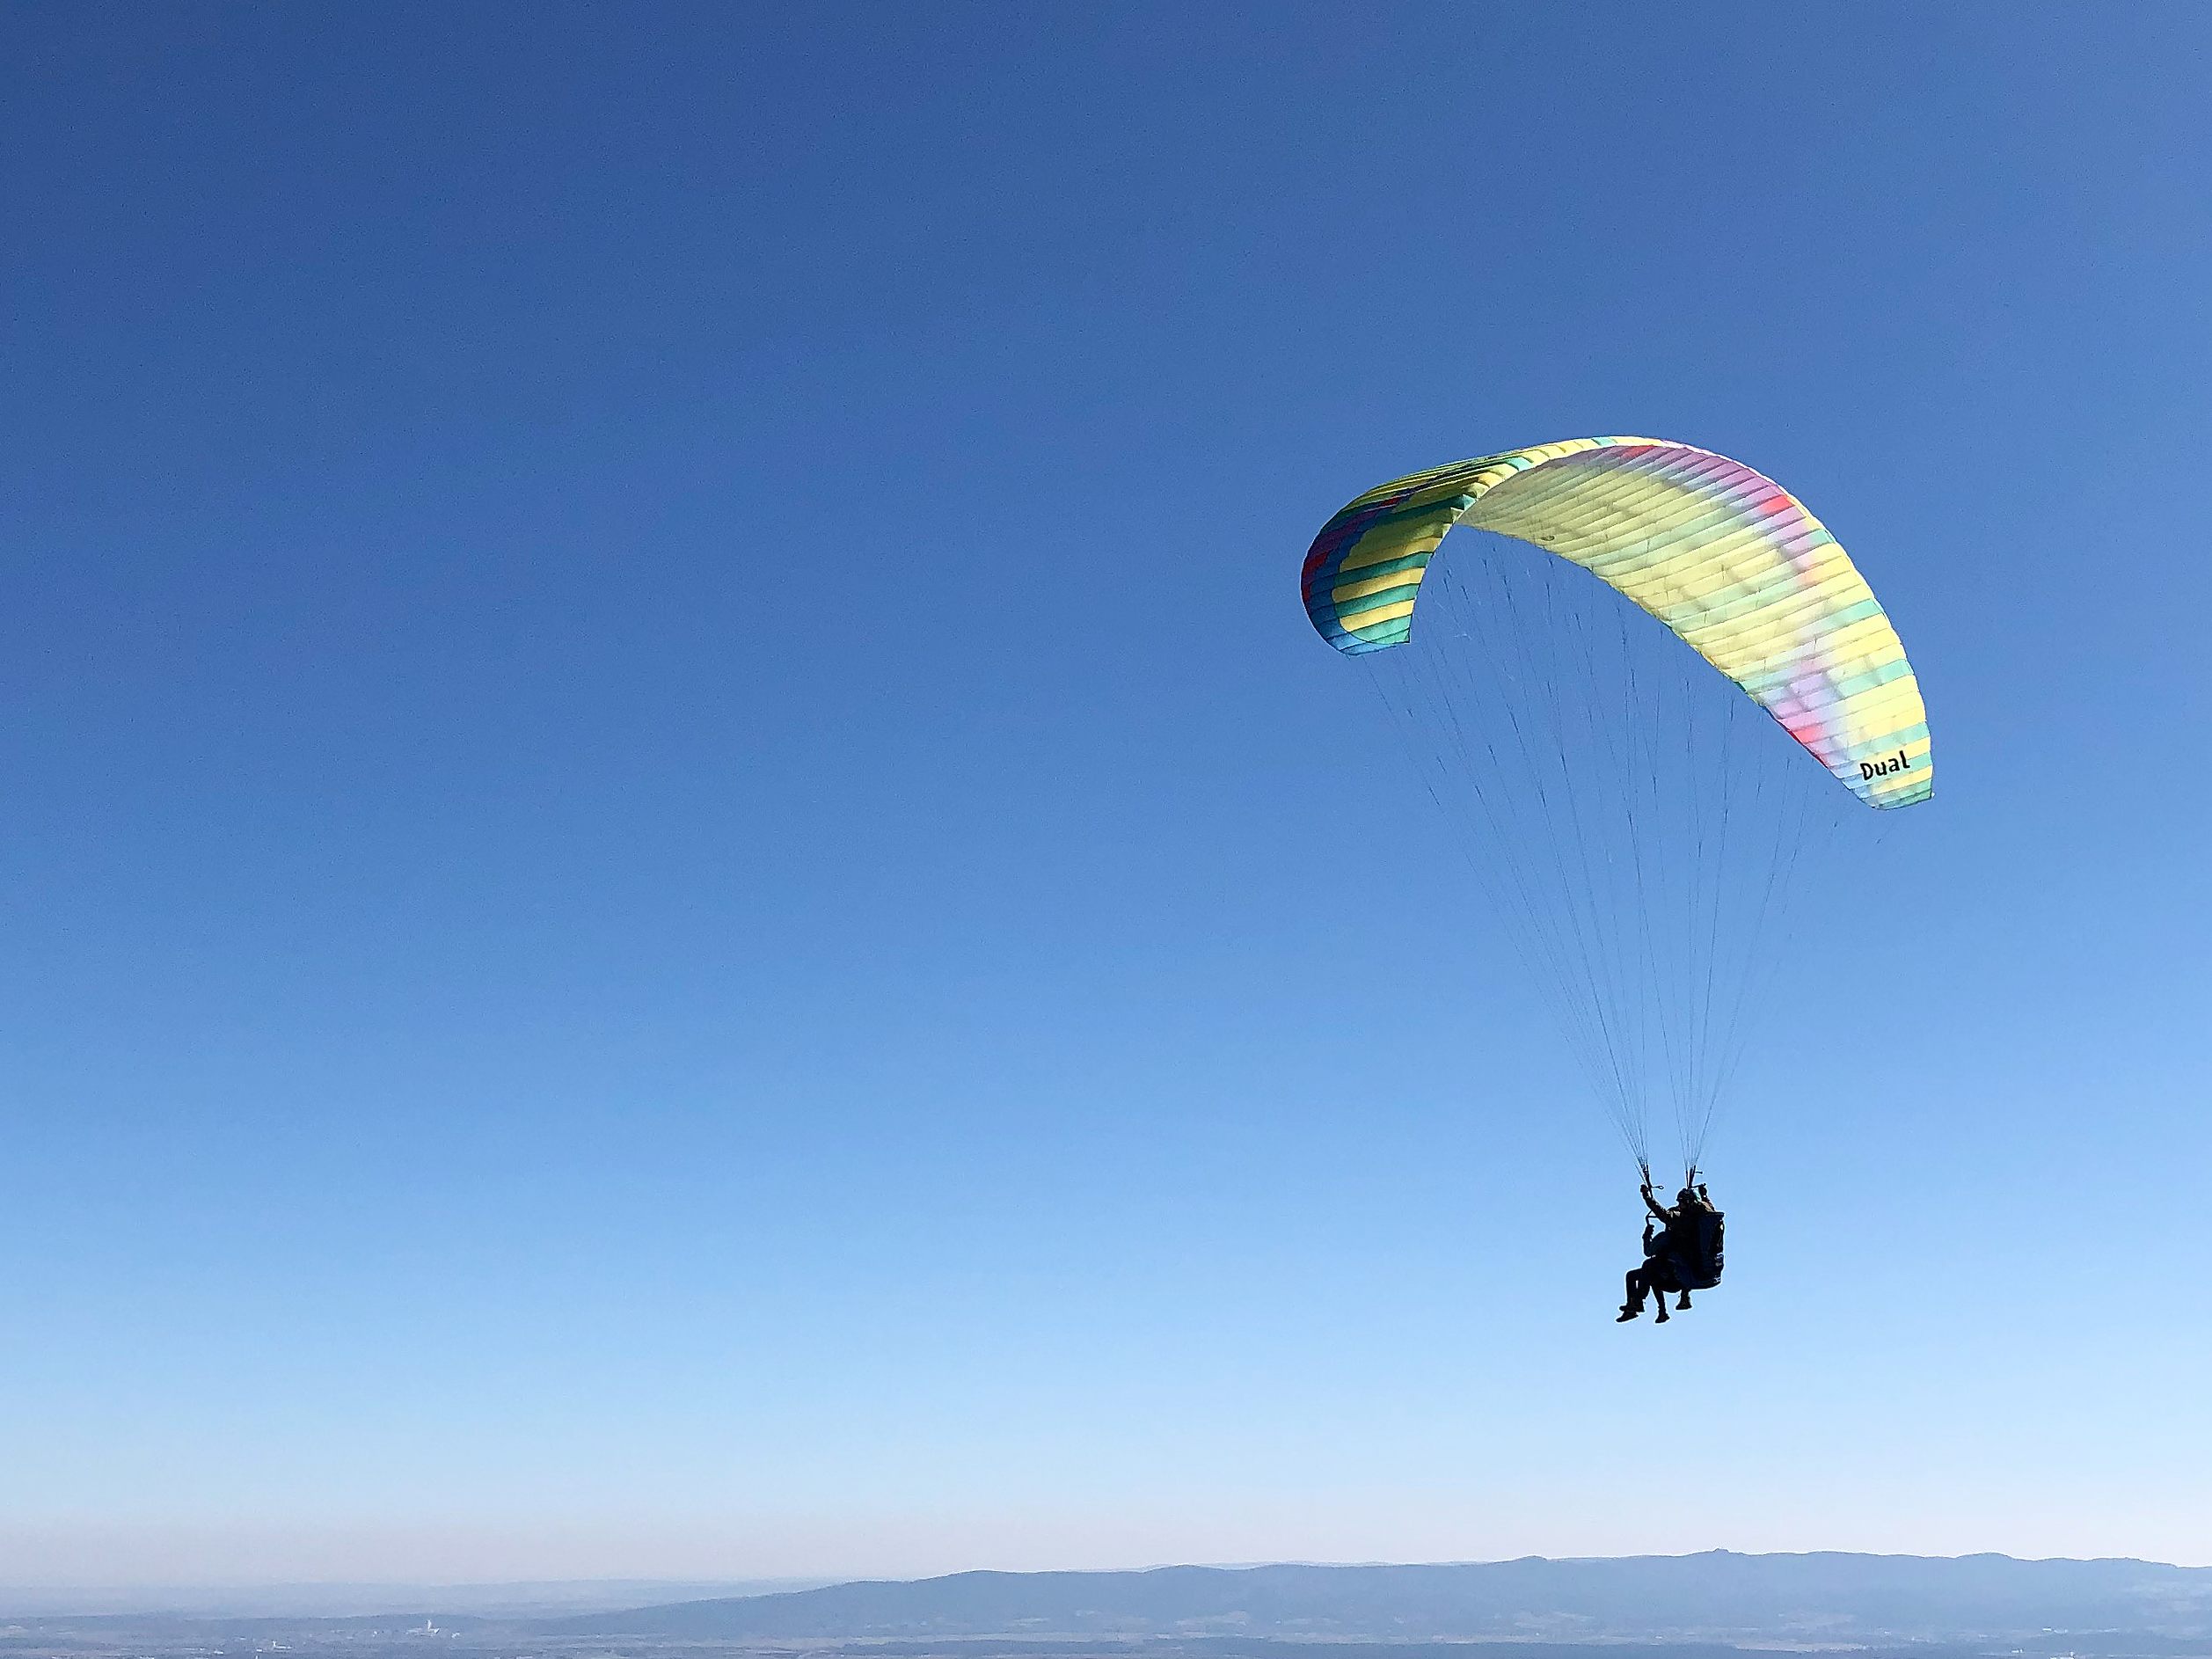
1301 436 1931 1175
1302 436 1931 808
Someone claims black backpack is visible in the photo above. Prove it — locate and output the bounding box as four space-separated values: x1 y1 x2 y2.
1666 1208 1726 1290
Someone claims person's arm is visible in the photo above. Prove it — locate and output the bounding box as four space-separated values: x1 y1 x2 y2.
1640 1182 1671 1222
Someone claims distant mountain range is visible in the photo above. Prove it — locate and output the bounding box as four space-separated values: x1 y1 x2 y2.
556 1554 2212 1644
11 1555 2212 1651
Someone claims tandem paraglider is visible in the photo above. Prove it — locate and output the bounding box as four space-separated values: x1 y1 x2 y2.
1619 1176 1724 1324
1298 437 1931 1320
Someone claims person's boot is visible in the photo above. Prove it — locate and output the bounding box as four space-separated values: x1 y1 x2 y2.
1654 1305 1671 1323
1616 1304 1640 1322
1676 1293 1692 1310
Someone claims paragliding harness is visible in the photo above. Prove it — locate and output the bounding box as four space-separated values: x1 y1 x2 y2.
1643 1165 1725 1292
1668 1202 1725 1290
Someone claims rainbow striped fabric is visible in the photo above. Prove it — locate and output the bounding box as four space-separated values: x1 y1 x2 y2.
1300 437 1932 808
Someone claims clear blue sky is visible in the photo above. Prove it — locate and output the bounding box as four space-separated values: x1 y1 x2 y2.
3 1 2208 1586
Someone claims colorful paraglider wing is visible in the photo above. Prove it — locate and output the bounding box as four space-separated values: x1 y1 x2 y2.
1300 437 1931 808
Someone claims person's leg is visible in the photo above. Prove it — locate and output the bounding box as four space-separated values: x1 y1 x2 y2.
1618 1268 1646 1319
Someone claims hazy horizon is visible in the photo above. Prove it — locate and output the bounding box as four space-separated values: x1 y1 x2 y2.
6 1549 2211 1615
9 1543 2212 1602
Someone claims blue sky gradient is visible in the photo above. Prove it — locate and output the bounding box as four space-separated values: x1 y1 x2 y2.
3 2 2208 1583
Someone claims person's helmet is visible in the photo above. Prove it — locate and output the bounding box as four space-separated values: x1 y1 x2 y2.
1677 1188 1698 1208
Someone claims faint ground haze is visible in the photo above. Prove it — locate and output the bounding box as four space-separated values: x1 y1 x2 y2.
6 1556 2212 1645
